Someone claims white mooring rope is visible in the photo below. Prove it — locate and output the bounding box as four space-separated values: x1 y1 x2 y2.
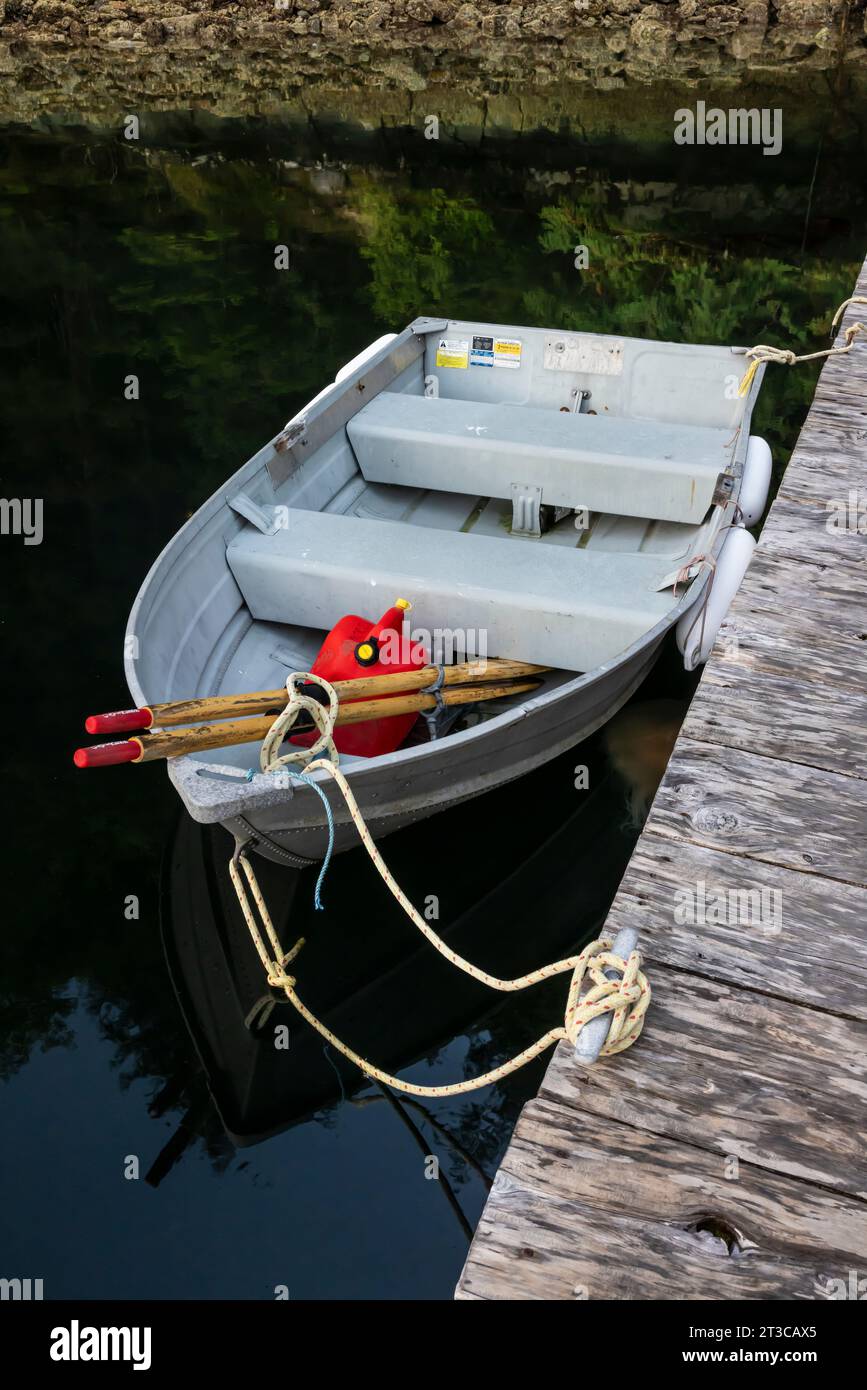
230 672 650 1097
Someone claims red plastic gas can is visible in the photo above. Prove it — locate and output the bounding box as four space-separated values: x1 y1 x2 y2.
293 599 428 757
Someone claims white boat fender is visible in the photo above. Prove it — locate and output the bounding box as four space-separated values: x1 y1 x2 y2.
676 525 757 671
573 926 639 1064
739 435 772 527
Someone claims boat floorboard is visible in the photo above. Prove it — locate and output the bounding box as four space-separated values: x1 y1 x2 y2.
455 255 867 1301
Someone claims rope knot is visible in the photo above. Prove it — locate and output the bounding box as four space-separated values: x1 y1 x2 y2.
265 940 305 989
259 672 340 774
738 295 867 397
267 965 297 989
564 938 650 1057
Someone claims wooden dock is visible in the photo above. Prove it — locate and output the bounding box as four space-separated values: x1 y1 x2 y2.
456 261 867 1300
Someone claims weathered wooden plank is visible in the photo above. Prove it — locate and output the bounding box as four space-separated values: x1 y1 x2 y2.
713 598 867 694
780 465 865 511
507 1101 867 1263
540 968 867 1197
456 1101 867 1300
811 378 867 414
814 361 867 401
680 658 867 781
646 738 867 887
778 431 867 504
785 419 867 456
808 399 867 445
604 836 867 1018
458 1182 847 1301
797 351 867 388
737 546 867 628
757 494 867 569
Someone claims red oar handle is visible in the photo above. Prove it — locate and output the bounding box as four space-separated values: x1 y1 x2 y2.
85 708 153 734
74 741 141 768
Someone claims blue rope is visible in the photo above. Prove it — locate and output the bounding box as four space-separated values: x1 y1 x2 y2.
246 766 335 910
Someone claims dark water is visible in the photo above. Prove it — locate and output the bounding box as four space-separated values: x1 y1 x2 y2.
1 85 865 1299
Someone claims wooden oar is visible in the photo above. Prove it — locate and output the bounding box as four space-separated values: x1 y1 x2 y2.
75 678 543 767
84 658 548 734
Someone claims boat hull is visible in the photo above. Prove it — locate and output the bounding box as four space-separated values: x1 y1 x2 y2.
126 321 766 865
181 636 662 864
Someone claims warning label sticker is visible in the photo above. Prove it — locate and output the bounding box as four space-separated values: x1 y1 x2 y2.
470 334 522 369
470 334 494 367
435 337 469 369
493 337 522 369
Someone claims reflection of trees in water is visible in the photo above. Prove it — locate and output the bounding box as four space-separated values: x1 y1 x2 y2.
0 120 861 1177
355 183 495 322
355 179 857 480
526 198 858 481
0 995 76 1082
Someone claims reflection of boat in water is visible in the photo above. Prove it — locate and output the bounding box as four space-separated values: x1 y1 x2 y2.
160 723 650 1147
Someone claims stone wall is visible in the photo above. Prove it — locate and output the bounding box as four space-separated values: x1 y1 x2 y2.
2 0 865 55
1 1 865 125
